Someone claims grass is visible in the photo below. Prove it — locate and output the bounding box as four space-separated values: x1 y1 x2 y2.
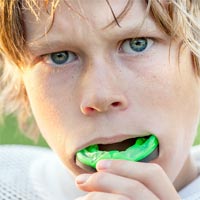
0 115 200 146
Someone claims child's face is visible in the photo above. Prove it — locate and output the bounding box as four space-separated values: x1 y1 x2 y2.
23 0 200 180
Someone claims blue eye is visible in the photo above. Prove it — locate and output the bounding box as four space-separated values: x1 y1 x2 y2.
44 51 77 66
130 38 147 52
121 38 154 55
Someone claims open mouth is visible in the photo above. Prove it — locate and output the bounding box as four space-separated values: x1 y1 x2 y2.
98 137 138 151
76 134 159 172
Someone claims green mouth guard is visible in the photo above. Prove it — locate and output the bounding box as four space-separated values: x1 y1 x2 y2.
76 134 159 169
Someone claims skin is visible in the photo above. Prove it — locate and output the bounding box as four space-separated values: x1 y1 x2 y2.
22 0 200 199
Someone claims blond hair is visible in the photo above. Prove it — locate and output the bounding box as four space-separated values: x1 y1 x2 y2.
0 0 200 140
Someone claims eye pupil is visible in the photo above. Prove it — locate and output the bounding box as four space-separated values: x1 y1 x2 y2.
130 38 148 52
51 52 69 64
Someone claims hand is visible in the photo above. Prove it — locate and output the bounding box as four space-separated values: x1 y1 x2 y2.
75 160 181 200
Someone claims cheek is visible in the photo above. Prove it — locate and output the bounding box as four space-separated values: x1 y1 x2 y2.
148 61 200 181
125 53 199 135
23 68 80 153
23 73 85 175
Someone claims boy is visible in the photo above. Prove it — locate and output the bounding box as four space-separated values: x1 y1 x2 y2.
0 0 200 199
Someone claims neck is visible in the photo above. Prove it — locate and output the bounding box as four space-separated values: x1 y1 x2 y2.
174 154 199 191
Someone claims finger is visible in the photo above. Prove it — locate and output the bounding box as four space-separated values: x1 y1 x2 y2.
76 172 159 200
96 160 180 200
75 192 130 200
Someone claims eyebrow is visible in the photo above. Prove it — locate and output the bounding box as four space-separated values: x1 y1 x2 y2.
102 15 163 40
27 38 69 55
27 1 162 55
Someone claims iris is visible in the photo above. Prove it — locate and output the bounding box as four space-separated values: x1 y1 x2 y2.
129 38 148 52
50 52 70 65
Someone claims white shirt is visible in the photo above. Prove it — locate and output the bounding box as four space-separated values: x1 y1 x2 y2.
0 145 84 200
179 145 200 200
0 144 200 200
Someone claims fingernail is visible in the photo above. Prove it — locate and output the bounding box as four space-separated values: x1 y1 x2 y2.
97 160 112 170
76 174 91 184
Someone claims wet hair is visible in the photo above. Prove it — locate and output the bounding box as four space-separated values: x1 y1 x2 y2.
0 0 200 140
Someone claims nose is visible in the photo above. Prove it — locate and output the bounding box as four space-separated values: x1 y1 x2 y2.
80 92 128 115
80 64 128 115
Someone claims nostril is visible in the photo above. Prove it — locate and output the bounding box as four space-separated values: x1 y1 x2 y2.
85 107 95 112
111 102 121 107
80 95 128 115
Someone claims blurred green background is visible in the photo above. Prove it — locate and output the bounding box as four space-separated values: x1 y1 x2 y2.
0 115 49 147
0 115 200 146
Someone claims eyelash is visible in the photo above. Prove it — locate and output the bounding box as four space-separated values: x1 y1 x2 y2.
40 37 154 68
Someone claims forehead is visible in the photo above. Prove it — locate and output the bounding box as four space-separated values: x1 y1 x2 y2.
24 0 152 42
